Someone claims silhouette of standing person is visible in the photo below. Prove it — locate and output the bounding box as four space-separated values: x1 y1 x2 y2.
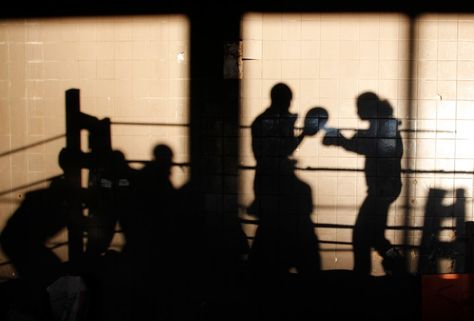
136 144 176 254
119 144 178 320
121 145 176 257
247 83 323 280
323 92 404 276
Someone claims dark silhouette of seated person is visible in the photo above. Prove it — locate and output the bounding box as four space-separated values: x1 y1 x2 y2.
323 92 404 276
248 83 324 280
85 150 135 260
60 149 138 321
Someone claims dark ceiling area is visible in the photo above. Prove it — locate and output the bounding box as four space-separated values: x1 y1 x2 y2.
2 0 474 19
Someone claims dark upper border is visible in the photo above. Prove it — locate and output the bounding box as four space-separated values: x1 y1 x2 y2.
1 0 474 19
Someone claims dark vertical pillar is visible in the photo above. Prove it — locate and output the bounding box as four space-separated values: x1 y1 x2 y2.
65 89 84 263
189 8 246 295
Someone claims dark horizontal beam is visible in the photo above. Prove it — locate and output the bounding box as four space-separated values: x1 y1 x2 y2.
2 0 474 19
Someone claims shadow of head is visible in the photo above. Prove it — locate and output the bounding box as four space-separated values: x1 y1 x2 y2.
356 91 380 120
271 83 293 113
152 144 174 176
357 91 395 120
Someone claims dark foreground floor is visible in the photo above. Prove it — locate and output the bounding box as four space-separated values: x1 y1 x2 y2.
206 270 421 321
0 269 421 321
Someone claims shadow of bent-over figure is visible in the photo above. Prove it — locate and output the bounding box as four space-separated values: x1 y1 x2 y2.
323 92 404 276
248 83 321 281
0 148 80 321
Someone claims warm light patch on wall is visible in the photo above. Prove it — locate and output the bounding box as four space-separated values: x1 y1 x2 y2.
414 14 474 274
240 13 411 275
240 13 474 275
0 16 189 278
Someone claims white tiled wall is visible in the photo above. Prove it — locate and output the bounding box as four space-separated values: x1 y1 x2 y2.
241 13 474 275
0 16 189 278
